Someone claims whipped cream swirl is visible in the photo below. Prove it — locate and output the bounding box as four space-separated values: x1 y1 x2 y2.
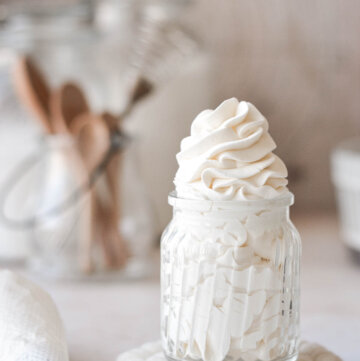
175 98 288 200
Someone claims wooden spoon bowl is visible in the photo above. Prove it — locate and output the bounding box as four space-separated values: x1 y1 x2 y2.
51 82 90 134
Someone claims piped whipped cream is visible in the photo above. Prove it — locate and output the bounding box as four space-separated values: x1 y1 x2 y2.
175 98 288 200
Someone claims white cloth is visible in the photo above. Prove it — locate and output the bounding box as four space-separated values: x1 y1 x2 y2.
117 341 343 361
0 270 69 361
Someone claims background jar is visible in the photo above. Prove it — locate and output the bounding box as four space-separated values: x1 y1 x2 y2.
161 193 301 361
0 0 157 279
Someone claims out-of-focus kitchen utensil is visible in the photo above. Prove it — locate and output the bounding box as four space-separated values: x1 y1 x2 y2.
73 112 130 271
71 115 109 171
97 77 153 269
51 82 90 134
121 76 153 118
12 54 132 273
72 113 112 272
12 56 53 134
130 0 201 87
100 76 154 262
100 112 129 268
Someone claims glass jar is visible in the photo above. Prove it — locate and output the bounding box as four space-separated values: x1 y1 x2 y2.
0 0 127 263
0 1 158 277
0 132 157 280
161 193 301 361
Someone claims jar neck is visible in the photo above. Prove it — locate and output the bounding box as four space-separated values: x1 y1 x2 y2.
172 205 289 225
169 192 293 225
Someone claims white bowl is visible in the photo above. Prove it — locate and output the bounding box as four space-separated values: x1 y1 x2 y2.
331 137 360 252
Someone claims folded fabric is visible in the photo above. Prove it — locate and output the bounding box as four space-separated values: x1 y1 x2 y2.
116 341 343 361
0 270 69 361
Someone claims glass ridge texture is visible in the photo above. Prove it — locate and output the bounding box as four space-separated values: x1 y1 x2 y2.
161 193 301 361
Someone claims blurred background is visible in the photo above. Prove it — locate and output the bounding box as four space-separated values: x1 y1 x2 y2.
0 0 359 360
136 0 360 226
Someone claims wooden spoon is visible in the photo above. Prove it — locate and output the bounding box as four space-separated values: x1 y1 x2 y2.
73 113 130 270
95 77 153 267
72 113 114 272
101 112 129 267
59 76 128 270
12 55 53 133
73 115 110 171
51 82 90 134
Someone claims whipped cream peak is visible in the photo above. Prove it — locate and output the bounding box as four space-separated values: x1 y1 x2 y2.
174 98 289 201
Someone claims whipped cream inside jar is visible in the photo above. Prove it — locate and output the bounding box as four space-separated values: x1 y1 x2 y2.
161 99 301 361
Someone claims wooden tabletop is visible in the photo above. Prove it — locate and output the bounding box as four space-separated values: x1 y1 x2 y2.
30 212 359 361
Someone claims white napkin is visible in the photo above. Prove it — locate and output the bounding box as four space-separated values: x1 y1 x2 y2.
0 270 69 361
117 341 343 361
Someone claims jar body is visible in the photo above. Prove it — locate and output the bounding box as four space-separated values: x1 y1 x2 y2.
0 135 156 280
161 195 301 361
0 1 133 263
0 3 157 275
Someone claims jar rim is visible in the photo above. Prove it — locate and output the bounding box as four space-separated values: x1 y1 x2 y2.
168 191 294 210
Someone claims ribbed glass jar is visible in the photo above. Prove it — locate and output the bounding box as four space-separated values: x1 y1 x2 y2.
161 193 301 361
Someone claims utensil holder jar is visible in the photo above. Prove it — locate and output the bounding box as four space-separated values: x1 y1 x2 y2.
26 135 156 280
0 2 157 276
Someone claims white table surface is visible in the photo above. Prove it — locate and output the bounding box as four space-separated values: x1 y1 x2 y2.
28 212 360 361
